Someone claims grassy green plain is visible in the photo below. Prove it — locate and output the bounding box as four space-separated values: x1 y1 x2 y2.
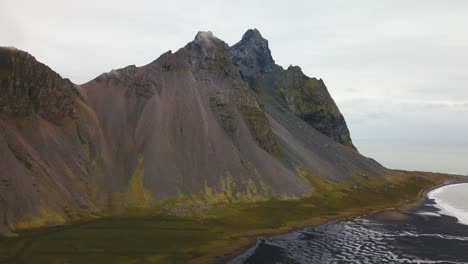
0 171 450 264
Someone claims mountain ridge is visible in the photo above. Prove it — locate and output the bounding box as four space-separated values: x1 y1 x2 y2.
0 29 386 235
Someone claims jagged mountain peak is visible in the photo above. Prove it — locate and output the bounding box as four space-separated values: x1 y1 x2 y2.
230 29 275 78
241 29 268 45
228 31 356 150
179 31 230 66
194 31 216 42
190 31 227 49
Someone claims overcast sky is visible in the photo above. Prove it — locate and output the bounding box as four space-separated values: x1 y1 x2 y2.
2 0 467 174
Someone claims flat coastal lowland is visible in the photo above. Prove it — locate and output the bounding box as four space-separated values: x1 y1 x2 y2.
0 171 464 263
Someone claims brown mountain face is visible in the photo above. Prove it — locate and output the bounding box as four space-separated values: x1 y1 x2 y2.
0 30 386 235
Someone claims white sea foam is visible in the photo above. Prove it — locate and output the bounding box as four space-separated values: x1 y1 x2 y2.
417 212 440 217
428 183 468 226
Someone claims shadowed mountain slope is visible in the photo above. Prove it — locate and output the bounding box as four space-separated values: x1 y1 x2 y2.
0 30 387 235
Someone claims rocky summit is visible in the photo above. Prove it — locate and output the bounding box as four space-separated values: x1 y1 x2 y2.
231 29 355 149
0 29 386 235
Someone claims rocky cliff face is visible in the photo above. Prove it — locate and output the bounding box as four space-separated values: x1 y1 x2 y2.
0 29 385 235
0 48 76 122
0 48 109 236
230 29 356 149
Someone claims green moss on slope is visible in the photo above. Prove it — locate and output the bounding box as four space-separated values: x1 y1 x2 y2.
240 105 280 155
126 156 153 208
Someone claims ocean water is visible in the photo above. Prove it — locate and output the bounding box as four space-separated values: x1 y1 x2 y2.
229 183 468 264
428 184 468 226
355 140 468 175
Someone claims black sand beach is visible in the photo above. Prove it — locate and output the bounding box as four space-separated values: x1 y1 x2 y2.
230 182 468 264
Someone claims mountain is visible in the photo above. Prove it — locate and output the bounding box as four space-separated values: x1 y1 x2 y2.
0 30 386 236
231 29 355 149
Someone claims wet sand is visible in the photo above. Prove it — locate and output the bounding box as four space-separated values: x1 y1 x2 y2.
229 178 468 263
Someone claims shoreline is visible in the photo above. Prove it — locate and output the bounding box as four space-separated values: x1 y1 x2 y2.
220 175 468 263
398 177 468 212
218 212 369 264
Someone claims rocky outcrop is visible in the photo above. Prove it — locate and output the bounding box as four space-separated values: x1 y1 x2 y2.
0 47 107 236
0 29 386 235
0 48 76 122
230 29 275 78
230 29 356 149
272 66 355 149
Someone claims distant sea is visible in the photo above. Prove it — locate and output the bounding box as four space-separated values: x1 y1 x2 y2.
355 140 468 175
230 183 468 264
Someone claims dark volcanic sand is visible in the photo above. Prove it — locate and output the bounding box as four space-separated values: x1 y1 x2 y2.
229 184 468 264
